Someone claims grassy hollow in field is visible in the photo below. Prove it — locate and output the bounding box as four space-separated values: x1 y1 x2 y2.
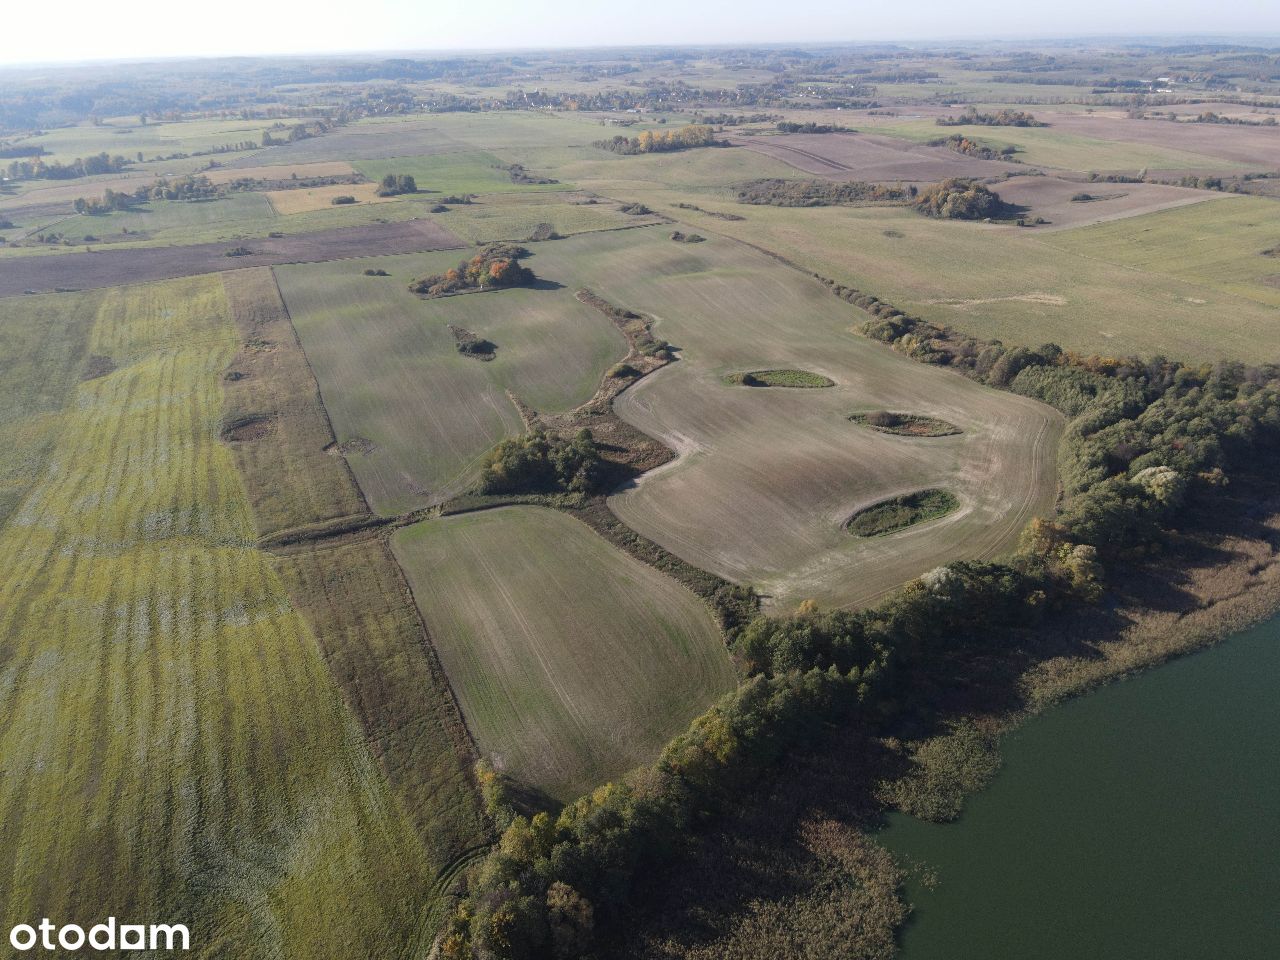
723 368 836 387
846 488 962 537
850 411 963 437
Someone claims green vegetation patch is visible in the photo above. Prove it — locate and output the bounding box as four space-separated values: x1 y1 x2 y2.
850 411 962 437
724 368 835 387
847 489 961 537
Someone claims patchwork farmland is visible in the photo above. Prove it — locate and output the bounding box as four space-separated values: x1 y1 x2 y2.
1 37 1278 960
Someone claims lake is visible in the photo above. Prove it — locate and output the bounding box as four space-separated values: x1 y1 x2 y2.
878 614 1280 959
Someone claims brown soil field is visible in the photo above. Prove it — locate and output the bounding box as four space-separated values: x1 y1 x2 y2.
264 181 399 215
991 175 1225 231
0 218 463 298
731 132 1024 182
1049 111 1280 171
202 160 356 184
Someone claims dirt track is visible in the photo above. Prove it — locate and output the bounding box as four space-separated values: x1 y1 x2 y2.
0 218 463 297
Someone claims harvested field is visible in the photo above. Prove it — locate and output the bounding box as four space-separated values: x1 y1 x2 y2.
1048 111 1280 172
276 243 629 514
677 202 1280 359
0 218 463 297
392 506 736 802
0 275 440 958
264 181 399 215
512 229 1065 610
730 131 1024 182
202 160 357 184
990 175 1224 231
230 118 468 165
866 115 1250 175
440 192 666 243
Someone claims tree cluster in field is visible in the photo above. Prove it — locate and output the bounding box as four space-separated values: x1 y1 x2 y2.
375 173 417 196
669 231 705 243
912 179 1008 220
936 107 1046 127
331 195 357 205
6 151 129 182
260 120 329 146
928 134 1019 162
502 163 558 185
734 178 911 207
775 121 853 134
1179 111 1277 126
73 175 221 214
592 125 720 154
478 429 603 495
409 245 534 298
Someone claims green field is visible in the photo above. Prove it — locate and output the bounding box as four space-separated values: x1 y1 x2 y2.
392 506 736 801
12 117 277 164
0 275 456 958
355 150 569 196
1038 195 1280 311
276 248 628 514
658 200 1280 361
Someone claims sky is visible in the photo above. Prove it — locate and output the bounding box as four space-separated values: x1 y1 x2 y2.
2 0 1278 65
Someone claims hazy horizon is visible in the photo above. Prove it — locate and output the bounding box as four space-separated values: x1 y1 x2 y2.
4 0 1279 68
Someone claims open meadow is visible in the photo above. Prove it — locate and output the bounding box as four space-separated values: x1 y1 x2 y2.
392 506 736 801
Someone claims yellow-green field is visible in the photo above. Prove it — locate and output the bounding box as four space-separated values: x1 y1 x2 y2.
392 506 737 802
0 275 462 958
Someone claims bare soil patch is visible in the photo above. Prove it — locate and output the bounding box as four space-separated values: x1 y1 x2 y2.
732 131 1023 182
0 219 463 298
221 414 276 442
80 354 116 381
990 174 1222 231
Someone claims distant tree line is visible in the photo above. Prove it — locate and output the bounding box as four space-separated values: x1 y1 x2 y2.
6 151 129 182
73 175 222 214
775 121 853 134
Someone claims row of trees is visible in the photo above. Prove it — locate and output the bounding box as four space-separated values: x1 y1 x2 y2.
6 151 129 181
936 107 1046 127
592 125 719 155
72 175 222 214
735 177 911 207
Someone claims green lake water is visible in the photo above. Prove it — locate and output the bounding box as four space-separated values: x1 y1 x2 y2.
878 616 1280 960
